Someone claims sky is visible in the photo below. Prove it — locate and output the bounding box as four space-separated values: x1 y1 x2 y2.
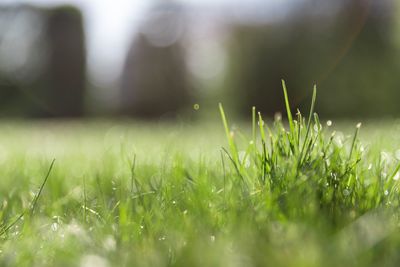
0 0 300 86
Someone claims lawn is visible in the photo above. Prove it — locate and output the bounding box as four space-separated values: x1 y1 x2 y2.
1 88 400 267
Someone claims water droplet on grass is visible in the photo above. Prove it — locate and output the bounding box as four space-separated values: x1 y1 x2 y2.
103 236 116 251
326 120 332 127
239 151 250 168
51 222 59 232
210 235 216 242
343 189 350 196
384 190 389 196
333 132 344 147
274 112 282 121
381 152 393 165
313 124 322 132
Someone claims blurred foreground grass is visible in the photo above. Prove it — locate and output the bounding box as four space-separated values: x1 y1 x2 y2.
1 118 400 267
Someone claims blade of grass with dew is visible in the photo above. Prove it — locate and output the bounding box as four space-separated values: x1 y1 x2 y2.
219 103 239 166
30 159 56 216
1 159 55 236
282 80 295 134
298 84 317 167
252 106 256 146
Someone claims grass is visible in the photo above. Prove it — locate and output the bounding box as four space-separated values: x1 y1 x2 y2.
1 84 400 266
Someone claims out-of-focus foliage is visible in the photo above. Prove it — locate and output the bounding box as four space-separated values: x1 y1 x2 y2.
227 0 400 118
1 0 400 119
0 4 86 118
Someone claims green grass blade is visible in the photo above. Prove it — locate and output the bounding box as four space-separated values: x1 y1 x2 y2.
282 80 295 134
348 123 362 162
299 85 317 166
258 112 266 144
386 162 400 194
30 159 56 216
219 103 239 165
252 106 256 145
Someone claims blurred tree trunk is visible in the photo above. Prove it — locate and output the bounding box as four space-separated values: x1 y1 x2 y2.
0 5 86 118
41 6 86 117
120 2 191 119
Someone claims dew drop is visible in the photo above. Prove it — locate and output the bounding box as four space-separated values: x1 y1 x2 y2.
239 151 251 168
51 222 59 232
313 124 322 132
210 235 216 242
274 112 282 121
103 236 116 251
343 189 350 196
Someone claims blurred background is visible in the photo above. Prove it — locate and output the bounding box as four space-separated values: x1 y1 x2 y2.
0 0 399 119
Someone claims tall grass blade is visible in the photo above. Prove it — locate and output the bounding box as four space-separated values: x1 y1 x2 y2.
299 85 317 166
281 80 295 134
252 106 256 145
258 112 266 144
219 103 239 165
30 159 56 216
348 123 361 162
1 159 56 236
